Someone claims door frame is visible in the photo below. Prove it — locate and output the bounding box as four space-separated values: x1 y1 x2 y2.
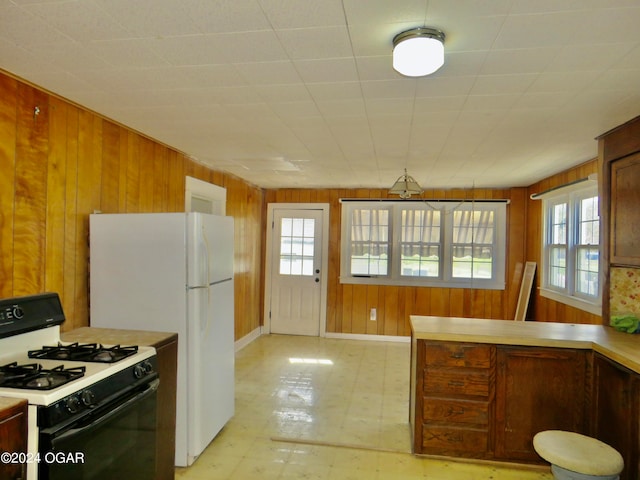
264 203 330 336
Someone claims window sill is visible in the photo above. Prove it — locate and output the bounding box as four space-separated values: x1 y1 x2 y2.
540 288 602 316
340 276 505 290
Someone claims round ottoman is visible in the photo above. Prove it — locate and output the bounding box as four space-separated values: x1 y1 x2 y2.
533 431 624 480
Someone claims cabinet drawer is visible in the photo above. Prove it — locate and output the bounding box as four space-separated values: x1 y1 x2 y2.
424 342 492 368
424 369 490 397
421 425 489 455
423 398 489 426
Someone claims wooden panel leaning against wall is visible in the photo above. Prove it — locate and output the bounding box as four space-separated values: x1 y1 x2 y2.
264 187 528 337
0 71 264 340
526 159 602 325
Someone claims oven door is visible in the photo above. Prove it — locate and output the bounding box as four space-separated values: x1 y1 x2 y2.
38 377 159 480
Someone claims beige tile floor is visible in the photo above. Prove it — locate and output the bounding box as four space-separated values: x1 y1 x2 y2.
175 334 553 479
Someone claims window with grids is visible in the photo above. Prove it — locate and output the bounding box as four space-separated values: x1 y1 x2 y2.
279 217 315 276
340 201 506 289
541 184 600 310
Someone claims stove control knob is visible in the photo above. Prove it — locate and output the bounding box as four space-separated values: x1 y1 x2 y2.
81 390 96 407
12 306 24 319
134 364 146 379
142 361 153 374
65 396 82 414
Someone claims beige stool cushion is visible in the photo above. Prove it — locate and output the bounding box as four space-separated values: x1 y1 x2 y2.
533 430 624 476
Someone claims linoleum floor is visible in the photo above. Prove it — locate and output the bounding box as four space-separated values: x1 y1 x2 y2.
175 334 552 479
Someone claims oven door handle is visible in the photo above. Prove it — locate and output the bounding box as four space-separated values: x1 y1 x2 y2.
52 378 159 442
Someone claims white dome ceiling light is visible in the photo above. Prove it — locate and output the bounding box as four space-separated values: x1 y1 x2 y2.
392 27 446 77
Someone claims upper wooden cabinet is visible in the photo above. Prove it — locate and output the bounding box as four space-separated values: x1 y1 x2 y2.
597 114 640 320
610 152 640 266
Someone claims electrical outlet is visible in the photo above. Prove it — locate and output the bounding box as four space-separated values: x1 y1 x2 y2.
370 308 377 321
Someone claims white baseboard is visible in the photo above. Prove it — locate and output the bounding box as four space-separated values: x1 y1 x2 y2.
324 332 410 343
235 326 263 352
235 328 409 349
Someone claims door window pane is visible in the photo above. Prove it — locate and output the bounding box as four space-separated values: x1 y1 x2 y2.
279 217 315 276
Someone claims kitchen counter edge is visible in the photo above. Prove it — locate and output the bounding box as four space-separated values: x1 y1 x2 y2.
410 315 640 373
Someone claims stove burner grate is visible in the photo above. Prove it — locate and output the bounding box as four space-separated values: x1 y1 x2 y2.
28 342 139 363
0 361 86 390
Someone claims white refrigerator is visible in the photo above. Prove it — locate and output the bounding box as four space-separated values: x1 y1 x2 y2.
89 212 235 467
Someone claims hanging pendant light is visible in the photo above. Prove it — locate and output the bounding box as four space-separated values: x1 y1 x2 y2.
389 169 423 199
392 27 446 77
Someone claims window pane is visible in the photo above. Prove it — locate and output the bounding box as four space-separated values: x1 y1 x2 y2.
400 209 440 277
451 208 494 279
576 247 599 296
549 246 566 288
350 208 390 275
279 217 315 276
453 210 494 243
551 203 567 244
452 246 493 279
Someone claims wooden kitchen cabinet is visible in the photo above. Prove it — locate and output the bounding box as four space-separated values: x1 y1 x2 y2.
610 152 640 267
413 340 496 458
0 399 27 480
154 336 178 480
411 339 591 464
592 353 639 480
495 346 589 462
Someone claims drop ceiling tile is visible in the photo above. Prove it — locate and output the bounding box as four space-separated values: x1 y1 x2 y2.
355 56 400 82
480 47 558 75
546 44 637 72
276 26 353 60
492 11 586 50
306 82 363 101
293 58 359 83
23 1 131 42
428 0 512 17
0 3 70 45
316 98 367 117
254 84 313 102
178 64 247 87
571 7 640 44
234 61 302 85
470 74 538 95
360 79 417 99
94 0 200 37
259 0 346 28
343 0 428 26
88 39 169 68
180 0 271 33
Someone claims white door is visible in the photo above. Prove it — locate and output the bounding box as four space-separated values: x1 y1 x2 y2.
268 207 327 336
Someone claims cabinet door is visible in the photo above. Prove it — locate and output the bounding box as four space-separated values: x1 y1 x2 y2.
611 152 640 266
495 346 588 462
0 401 27 480
592 354 638 480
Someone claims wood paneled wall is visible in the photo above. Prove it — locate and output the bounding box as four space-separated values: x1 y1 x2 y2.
264 187 529 336
0 71 264 340
526 159 601 324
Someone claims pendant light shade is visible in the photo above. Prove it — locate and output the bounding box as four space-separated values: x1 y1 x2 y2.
389 169 423 199
392 27 445 77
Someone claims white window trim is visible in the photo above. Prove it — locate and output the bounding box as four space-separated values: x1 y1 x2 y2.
538 179 602 315
339 200 507 290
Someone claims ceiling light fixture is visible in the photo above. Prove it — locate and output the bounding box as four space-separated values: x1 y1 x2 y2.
392 27 446 77
389 169 423 199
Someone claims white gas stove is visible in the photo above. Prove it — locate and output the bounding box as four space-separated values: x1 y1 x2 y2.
0 293 158 480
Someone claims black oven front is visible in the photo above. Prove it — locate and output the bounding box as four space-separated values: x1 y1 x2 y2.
37 361 159 480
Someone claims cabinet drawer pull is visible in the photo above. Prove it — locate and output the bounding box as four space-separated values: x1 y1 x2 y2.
448 380 465 387
450 352 465 359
